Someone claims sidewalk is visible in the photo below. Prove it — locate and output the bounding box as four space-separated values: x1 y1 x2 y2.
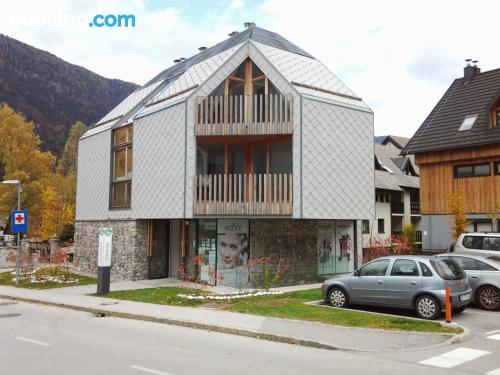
0 284 465 353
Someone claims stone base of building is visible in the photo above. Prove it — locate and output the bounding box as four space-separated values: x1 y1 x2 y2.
74 218 361 286
74 220 148 281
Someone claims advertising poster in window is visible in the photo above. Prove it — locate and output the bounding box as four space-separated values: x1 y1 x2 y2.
217 219 249 287
335 221 355 273
317 221 335 276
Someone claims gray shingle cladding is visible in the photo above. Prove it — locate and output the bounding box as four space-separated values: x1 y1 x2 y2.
403 68 500 155
375 143 419 191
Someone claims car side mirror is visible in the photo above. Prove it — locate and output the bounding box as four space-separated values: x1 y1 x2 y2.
353 269 360 276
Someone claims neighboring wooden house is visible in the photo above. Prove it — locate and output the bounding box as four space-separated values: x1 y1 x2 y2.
362 136 421 248
403 62 500 250
74 23 374 285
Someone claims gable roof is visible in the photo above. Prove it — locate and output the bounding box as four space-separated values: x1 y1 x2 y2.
402 67 500 155
382 135 409 149
375 143 419 191
83 25 368 139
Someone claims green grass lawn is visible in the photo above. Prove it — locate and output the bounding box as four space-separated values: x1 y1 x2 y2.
0 269 96 289
101 287 461 334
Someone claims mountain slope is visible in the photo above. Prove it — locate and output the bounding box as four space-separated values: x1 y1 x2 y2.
0 34 139 155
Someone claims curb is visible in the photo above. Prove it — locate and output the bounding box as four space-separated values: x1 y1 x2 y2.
0 294 469 353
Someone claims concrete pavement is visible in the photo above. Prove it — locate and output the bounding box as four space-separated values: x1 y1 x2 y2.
0 283 462 353
0 300 463 375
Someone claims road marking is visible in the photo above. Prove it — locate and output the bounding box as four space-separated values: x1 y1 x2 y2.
15 337 50 346
486 368 500 375
418 348 490 368
486 330 500 335
486 334 500 341
129 365 174 375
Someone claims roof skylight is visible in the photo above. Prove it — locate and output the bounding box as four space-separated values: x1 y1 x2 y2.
459 114 478 131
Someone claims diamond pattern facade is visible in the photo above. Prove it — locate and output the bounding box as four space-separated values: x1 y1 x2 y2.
301 98 374 219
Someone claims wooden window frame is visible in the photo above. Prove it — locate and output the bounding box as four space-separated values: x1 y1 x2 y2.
495 161 500 176
111 125 133 209
453 162 491 179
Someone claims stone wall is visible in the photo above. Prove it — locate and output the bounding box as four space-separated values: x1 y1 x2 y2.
74 220 148 280
249 219 318 286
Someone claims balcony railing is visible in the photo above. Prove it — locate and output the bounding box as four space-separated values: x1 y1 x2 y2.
410 202 420 215
195 94 293 136
415 230 422 242
194 173 293 215
391 202 404 214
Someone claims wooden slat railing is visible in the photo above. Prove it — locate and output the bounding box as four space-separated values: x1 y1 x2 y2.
410 202 420 215
194 173 293 215
195 94 293 135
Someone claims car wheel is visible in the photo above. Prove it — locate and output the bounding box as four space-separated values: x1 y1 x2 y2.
327 287 348 308
415 295 440 320
477 286 500 311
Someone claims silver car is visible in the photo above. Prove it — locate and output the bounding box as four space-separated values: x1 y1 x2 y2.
437 253 500 311
321 255 472 320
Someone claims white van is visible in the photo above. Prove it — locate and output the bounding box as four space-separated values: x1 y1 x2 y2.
451 233 500 257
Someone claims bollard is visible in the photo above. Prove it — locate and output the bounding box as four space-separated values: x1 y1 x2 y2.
445 287 452 323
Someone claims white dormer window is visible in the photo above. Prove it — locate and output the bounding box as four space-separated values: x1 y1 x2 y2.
459 114 478 131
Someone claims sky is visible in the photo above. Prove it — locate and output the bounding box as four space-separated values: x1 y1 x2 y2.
1 0 499 137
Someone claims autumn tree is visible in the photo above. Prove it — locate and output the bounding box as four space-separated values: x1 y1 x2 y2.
0 104 55 236
448 187 469 240
57 121 87 176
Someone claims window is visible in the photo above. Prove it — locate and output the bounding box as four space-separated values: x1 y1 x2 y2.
458 114 478 131
419 262 433 277
496 108 500 127
111 125 133 208
495 161 500 175
362 220 369 234
430 259 465 280
390 259 419 276
449 256 498 271
378 219 385 234
454 163 490 178
359 259 390 276
463 236 500 252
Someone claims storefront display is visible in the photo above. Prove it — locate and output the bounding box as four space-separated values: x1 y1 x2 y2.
217 219 250 287
317 220 355 276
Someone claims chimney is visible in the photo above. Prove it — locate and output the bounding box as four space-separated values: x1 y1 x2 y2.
198 46 207 52
228 31 239 37
464 59 480 82
244 22 256 29
173 59 181 64
179 57 186 61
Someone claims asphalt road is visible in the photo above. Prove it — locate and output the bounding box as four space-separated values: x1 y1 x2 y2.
0 299 463 375
355 305 500 374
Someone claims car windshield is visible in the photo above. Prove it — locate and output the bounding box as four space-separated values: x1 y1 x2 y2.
430 259 465 280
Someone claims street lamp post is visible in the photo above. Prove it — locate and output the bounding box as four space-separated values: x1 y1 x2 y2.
2 180 21 285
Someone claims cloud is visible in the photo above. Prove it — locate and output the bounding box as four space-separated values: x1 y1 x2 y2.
1 0 499 138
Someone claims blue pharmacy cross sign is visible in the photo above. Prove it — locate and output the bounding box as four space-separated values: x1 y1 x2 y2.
11 210 28 234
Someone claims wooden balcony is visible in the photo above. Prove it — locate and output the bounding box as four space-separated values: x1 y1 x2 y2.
391 202 404 214
410 202 421 215
195 94 293 136
194 173 293 215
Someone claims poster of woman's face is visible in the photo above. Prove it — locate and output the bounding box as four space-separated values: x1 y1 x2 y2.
219 232 249 269
217 219 249 270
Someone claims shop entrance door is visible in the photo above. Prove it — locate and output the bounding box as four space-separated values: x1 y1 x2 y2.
335 221 354 274
148 220 170 279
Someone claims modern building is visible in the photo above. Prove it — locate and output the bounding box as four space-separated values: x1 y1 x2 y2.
362 136 421 249
74 24 374 286
403 62 500 250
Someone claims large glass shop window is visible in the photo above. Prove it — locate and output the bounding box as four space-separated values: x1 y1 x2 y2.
198 220 217 284
317 220 355 276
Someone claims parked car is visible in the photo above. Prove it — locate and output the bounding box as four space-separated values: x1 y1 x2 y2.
322 255 471 320
450 232 500 257
437 253 500 311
